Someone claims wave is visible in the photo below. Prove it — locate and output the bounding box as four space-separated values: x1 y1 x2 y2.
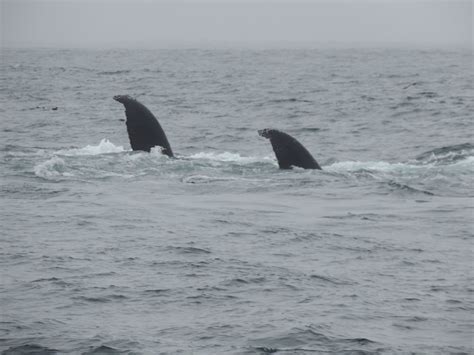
34 156 136 180
415 143 474 165
326 155 473 174
182 174 266 185
2 343 130 355
56 139 125 156
38 141 268 163
82 345 128 354
2 344 59 354
97 69 131 75
249 327 378 354
30 140 473 187
269 98 313 104
326 160 417 173
385 181 434 196
25 139 474 168
188 151 275 164
34 156 70 179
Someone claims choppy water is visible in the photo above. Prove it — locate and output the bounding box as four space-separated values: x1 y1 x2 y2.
1 48 473 354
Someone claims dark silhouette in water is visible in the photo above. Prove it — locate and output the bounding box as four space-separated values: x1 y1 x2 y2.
258 128 322 170
113 95 174 157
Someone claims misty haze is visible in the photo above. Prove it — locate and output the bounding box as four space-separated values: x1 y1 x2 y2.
2 0 472 48
1 1 473 354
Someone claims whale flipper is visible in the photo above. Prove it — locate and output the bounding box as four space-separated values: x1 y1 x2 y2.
113 95 174 157
258 128 321 170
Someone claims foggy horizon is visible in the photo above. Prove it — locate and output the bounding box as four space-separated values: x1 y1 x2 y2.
1 0 472 49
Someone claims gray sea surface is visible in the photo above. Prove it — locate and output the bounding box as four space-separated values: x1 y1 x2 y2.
1 48 473 354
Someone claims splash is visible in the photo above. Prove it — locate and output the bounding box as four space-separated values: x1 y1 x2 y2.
34 157 71 179
57 139 125 156
33 140 132 180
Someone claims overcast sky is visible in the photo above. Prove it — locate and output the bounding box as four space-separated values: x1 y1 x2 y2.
1 0 472 48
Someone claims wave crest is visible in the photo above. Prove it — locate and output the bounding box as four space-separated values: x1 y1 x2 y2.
57 139 125 156
415 143 474 165
327 156 473 174
326 160 420 173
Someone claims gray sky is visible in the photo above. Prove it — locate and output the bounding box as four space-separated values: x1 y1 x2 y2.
1 0 472 48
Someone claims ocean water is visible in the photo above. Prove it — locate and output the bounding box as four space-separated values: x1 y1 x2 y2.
0 47 473 355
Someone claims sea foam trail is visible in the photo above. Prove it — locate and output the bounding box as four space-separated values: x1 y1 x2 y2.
415 143 474 165
33 140 130 180
32 139 474 181
326 157 474 174
326 161 425 173
188 151 275 164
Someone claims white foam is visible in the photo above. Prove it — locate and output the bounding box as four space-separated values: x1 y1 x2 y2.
421 149 474 165
326 160 424 173
450 156 474 170
34 157 71 179
57 139 125 156
189 151 274 164
327 154 474 172
150 146 172 157
325 156 474 176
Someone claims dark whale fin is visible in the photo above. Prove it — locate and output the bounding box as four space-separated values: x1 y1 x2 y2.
113 95 174 157
258 128 322 170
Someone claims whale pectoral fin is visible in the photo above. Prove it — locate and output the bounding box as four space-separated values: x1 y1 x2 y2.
266 130 322 170
115 95 174 157
126 121 154 152
271 139 294 169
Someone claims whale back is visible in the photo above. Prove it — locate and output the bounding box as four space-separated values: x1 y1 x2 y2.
114 95 173 157
260 129 321 170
